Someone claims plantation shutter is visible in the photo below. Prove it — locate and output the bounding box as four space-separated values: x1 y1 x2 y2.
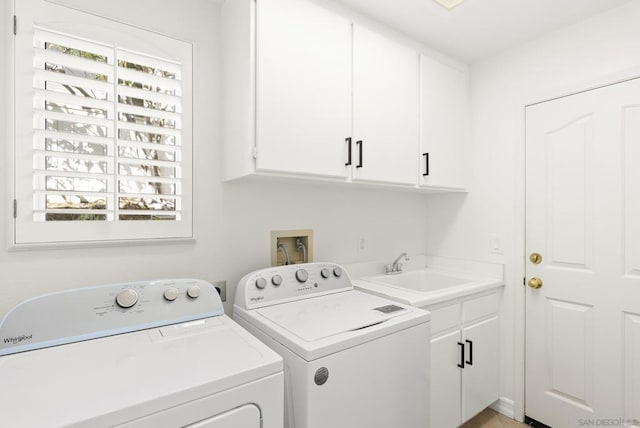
115 48 183 221
33 28 116 222
14 0 193 245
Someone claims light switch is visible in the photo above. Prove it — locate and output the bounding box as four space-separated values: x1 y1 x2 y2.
357 235 367 253
490 234 503 255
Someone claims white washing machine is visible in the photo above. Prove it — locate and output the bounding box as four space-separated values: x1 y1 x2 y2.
233 263 431 428
0 279 283 428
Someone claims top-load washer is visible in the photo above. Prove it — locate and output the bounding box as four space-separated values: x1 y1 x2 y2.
233 262 431 428
0 278 283 428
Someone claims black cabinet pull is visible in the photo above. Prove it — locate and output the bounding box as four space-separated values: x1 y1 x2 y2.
356 140 363 168
465 340 473 365
457 342 465 368
345 138 352 166
422 153 429 176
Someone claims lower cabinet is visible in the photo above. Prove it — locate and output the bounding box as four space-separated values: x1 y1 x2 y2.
462 316 500 422
426 292 500 427
431 330 463 428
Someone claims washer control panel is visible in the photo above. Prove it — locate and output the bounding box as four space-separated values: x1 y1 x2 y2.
235 263 352 310
0 279 223 356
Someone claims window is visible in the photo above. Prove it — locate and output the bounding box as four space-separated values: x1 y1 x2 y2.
13 1 193 245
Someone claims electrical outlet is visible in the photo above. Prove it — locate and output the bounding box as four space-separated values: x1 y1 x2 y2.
213 280 226 302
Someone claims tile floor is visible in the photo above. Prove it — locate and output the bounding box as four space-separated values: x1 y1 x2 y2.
461 408 530 428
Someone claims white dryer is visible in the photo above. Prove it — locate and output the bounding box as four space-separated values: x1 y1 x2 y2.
234 263 431 428
0 279 283 428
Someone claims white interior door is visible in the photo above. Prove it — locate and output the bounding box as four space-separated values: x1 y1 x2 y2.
525 78 640 427
256 0 351 178
352 25 418 185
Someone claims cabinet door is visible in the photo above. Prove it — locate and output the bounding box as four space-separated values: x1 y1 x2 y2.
352 25 419 186
420 55 468 189
461 316 500 422
431 331 462 428
256 0 351 178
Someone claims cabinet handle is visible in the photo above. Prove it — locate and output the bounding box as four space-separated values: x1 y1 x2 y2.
465 340 473 366
422 153 429 176
345 137 352 166
356 140 363 168
457 342 465 368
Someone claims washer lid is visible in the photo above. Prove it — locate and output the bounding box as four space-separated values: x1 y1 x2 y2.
257 291 410 341
255 290 429 352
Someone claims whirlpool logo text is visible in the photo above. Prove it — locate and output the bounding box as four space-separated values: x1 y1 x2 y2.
3 334 33 345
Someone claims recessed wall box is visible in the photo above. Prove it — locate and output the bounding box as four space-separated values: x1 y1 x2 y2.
271 229 314 266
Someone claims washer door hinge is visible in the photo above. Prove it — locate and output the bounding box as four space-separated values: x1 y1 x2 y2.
13 15 17 35
13 199 17 218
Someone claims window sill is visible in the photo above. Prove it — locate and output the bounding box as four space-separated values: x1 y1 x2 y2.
7 236 196 252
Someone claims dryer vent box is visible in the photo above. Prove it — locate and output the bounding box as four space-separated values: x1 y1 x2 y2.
271 229 313 266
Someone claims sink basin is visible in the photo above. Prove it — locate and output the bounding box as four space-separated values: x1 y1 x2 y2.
356 267 504 307
364 269 474 293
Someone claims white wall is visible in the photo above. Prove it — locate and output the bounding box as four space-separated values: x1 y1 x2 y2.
0 0 429 319
424 0 640 416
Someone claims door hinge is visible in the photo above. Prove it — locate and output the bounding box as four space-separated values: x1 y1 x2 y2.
13 16 17 35
13 199 17 218
252 146 258 159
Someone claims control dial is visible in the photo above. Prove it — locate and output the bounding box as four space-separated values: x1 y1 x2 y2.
320 268 331 279
271 275 282 287
255 277 267 290
333 267 343 277
187 285 201 299
116 289 138 308
295 269 309 283
163 287 178 302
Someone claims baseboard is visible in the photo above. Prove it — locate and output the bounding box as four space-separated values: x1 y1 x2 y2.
490 397 515 420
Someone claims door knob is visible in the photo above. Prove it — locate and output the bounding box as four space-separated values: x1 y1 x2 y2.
529 252 543 264
528 277 543 289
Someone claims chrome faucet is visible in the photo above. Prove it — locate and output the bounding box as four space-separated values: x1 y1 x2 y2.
386 252 410 275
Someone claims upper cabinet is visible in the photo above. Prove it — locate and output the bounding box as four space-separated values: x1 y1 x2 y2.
255 0 351 178
420 55 469 190
222 0 469 192
352 26 419 186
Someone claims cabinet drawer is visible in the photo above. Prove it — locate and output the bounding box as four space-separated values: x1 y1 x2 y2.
463 293 499 324
429 303 460 336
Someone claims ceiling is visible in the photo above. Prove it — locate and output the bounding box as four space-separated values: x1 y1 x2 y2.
334 0 630 62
